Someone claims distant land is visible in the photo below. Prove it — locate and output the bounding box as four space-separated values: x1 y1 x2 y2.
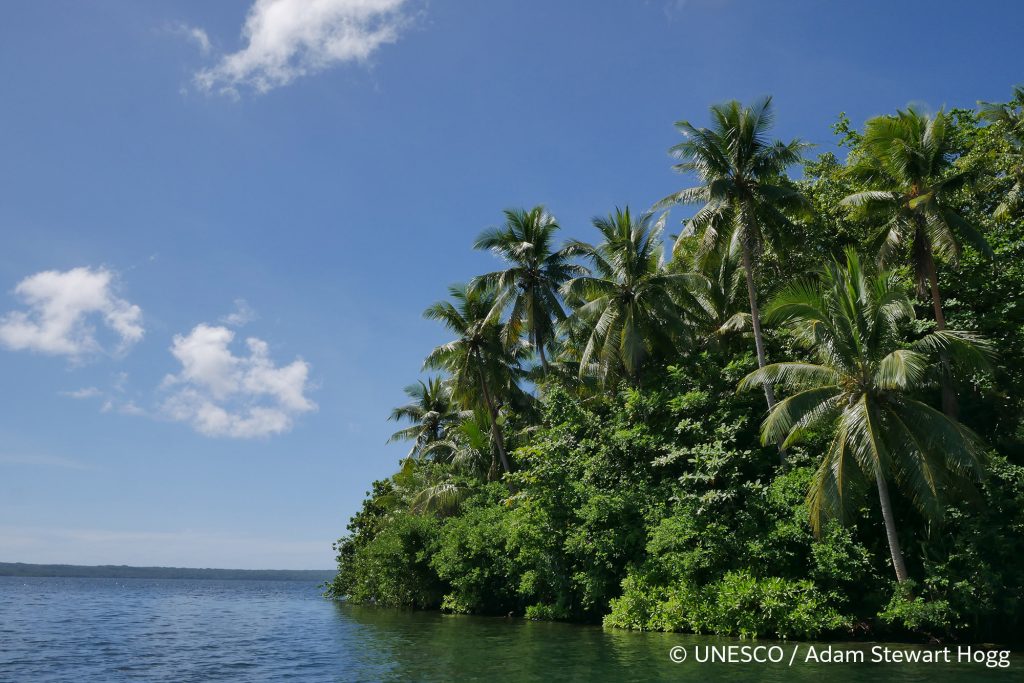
0 562 335 582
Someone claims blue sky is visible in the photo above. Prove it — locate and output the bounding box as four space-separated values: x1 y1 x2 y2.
1 0 1021 569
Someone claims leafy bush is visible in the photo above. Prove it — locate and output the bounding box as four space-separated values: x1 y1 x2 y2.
340 511 444 609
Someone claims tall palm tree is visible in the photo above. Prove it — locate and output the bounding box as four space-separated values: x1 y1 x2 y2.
979 86 1024 220
472 206 587 374
387 377 462 459
561 208 694 386
423 284 529 477
658 96 808 419
840 108 994 417
739 249 993 583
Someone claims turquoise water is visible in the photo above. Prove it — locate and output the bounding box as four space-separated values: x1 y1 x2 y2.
0 576 1020 681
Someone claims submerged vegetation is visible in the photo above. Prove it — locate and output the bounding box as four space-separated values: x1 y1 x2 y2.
328 91 1024 642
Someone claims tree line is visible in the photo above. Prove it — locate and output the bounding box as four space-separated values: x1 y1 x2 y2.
329 88 1024 641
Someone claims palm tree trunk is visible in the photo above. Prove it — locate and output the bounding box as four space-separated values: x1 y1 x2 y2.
478 375 512 475
741 244 784 463
874 468 909 583
536 331 549 374
923 250 958 419
741 245 776 406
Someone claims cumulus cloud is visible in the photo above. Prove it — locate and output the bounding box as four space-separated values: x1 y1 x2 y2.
162 324 315 438
0 267 143 357
195 0 410 95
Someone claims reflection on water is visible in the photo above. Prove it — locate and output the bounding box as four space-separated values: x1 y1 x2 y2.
0 576 1019 682
336 602 1021 682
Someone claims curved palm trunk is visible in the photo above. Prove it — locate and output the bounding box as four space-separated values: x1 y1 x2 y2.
478 374 512 476
874 468 909 583
923 250 959 419
740 244 784 463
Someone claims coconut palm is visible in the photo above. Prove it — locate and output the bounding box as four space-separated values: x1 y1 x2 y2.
669 236 749 341
658 96 808 416
561 207 695 385
421 414 494 481
739 249 993 583
472 206 587 374
840 108 994 416
979 86 1024 220
387 377 463 459
423 283 530 476
401 416 494 516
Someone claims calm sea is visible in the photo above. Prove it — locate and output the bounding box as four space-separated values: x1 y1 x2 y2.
0 576 1020 682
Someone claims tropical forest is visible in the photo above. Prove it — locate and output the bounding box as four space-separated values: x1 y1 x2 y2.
327 88 1024 643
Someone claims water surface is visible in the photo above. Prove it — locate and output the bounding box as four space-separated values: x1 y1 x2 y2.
0 576 1019 681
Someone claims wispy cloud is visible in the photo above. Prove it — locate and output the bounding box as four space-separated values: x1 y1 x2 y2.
220 298 258 327
59 373 148 418
101 399 147 417
194 0 412 96
170 21 212 55
0 267 143 358
0 454 93 470
59 387 102 399
161 324 316 438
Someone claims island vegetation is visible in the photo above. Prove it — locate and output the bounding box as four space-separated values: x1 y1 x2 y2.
327 88 1024 643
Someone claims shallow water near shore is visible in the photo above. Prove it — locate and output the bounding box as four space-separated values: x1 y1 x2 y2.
1 575 1020 682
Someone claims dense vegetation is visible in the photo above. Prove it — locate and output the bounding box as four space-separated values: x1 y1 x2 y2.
327 89 1024 643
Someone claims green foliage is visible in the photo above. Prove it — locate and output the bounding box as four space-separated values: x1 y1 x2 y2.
331 93 1024 644
333 509 444 609
878 580 953 635
560 207 693 385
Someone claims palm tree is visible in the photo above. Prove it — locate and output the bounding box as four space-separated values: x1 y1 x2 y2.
472 206 587 374
739 249 993 583
979 86 1024 220
669 236 749 342
561 208 694 386
421 414 494 481
658 96 808 419
401 416 494 516
840 107 994 417
387 377 462 459
423 284 529 477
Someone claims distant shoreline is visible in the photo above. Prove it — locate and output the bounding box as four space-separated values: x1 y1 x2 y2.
0 562 334 582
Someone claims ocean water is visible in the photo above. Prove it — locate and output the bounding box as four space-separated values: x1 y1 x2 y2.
0 576 1020 682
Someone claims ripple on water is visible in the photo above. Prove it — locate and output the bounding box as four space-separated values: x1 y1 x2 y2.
1 576 1022 682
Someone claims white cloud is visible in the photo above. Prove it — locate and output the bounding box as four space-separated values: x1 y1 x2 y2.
60 374 146 417
60 387 102 399
195 0 410 95
187 26 213 55
162 324 315 438
101 399 147 417
0 267 143 357
220 298 258 327
171 22 212 55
